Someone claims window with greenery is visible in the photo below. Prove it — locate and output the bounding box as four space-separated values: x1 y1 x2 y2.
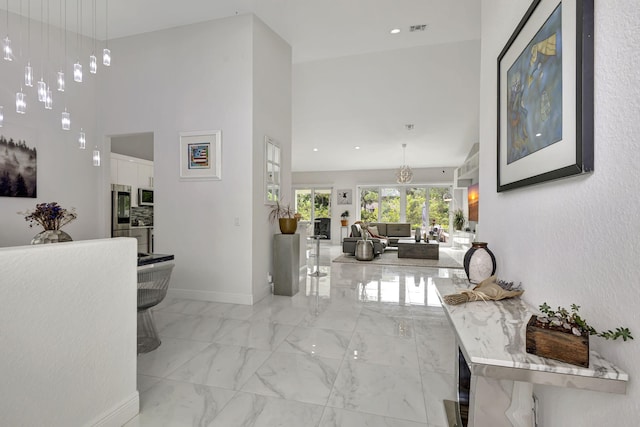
429 187 450 232
380 188 400 222
294 188 331 221
358 185 451 233
360 188 379 223
295 189 311 220
406 187 427 230
314 189 331 218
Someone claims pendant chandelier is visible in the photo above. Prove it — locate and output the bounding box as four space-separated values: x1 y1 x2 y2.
396 143 413 184
1 0 112 166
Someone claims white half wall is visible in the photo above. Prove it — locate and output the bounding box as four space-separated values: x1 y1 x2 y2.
479 1 640 425
0 238 138 426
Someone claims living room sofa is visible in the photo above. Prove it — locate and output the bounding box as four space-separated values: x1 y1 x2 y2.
342 222 413 256
367 222 412 246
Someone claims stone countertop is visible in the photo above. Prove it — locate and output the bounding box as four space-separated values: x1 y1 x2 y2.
137 253 174 267
434 277 628 393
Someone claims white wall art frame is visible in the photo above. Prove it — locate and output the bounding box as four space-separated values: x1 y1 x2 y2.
179 130 222 180
264 136 281 204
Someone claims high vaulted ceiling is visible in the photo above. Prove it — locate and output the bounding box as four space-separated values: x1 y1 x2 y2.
1 0 482 172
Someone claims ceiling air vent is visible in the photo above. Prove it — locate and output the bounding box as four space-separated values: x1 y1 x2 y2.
409 24 427 32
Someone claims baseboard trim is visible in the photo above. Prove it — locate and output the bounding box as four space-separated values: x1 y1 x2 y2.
252 284 272 305
90 391 139 427
167 288 253 305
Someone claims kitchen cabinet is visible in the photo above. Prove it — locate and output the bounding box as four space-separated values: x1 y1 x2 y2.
111 153 154 206
138 163 154 188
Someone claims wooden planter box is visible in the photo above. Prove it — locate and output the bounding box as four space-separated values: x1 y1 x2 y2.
525 315 589 367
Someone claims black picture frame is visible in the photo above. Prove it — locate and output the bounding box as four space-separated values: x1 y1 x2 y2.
497 0 594 192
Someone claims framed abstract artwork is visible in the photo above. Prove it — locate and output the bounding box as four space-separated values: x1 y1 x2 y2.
179 130 221 180
497 0 594 192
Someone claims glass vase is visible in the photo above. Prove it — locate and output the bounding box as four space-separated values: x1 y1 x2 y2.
31 230 73 245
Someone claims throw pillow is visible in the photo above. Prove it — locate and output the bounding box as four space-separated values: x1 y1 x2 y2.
360 228 370 239
368 225 380 237
351 224 361 237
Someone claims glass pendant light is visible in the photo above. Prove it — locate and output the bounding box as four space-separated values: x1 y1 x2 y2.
24 1 33 85
37 79 46 102
61 109 70 130
73 61 82 82
25 62 34 86
16 90 26 114
74 0 82 82
3 0 11 60
36 0 46 101
44 88 53 109
89 54 97 73
103 0 110 66
0 106 4 127
2 37 11 61
58 0 66 91
92 146 101 166
78 128 86 149
89 0 97 73
57 71 65 91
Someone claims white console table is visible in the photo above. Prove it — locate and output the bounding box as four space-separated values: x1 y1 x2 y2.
434 277 628 427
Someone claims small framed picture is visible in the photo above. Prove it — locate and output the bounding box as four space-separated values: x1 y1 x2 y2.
179 130 221 180
337 189 352 205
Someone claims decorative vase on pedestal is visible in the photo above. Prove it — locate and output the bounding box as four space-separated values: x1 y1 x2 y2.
31 229 73 244
463 242 496 284
278 218 298 234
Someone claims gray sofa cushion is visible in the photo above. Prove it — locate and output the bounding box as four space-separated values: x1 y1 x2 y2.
369 223 387 236
351 224 361 237
386 223 411 237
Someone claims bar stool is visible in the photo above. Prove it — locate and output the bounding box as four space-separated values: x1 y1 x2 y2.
137 262 175 354
308 234 327 277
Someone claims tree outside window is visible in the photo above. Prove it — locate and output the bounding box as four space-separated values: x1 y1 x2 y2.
360 188 378 223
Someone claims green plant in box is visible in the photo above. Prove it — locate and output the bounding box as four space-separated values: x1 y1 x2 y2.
537 303 633 341
453 209 465 231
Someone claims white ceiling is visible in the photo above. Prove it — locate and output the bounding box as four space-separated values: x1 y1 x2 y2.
1 0 482 172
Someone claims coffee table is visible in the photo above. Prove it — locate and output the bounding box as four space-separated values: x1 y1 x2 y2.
396 239 439 259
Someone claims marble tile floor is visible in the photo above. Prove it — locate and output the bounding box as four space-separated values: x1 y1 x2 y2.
126 244 467 427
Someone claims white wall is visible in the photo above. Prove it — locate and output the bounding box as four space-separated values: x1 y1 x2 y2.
0 10 104 247
294 167 455 243
0 238 138 426
479 1 640 425
102 14 291 304
252 17 293 301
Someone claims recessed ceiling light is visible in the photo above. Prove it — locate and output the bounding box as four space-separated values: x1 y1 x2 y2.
390 28 401 34
354 146 361 150
313 148 318 152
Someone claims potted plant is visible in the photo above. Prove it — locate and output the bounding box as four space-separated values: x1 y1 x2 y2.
526 302 633 367
340 210 350 226
453 208 465 231
268 201 297 234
